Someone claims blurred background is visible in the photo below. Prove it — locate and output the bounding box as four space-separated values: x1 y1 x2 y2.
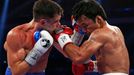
0 0 134 75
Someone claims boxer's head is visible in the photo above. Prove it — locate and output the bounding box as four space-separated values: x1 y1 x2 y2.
33 0 63 33
72 0 107 34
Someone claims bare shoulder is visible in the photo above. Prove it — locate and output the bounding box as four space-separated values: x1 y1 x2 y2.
113 25 123 33
89 29 107 43
112 25 125 40
5 25 26 51
90 25 124 43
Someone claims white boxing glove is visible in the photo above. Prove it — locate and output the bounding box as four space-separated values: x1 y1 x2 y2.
71 24 85 46
25 30 53 66
54 27 73 49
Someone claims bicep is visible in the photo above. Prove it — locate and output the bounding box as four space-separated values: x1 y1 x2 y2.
7 47 27 67
65 40 102 64
79 35 103 60
6 36 27 68
65 31 104 63
6 45 30 74
5 30 30 74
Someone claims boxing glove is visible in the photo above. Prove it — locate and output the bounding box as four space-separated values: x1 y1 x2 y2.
33 30 41 42
54 27 73 49
84 60 98 72
25 30 53 66
72 63 86 75
71 23 85 46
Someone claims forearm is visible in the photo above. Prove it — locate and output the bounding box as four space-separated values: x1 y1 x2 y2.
64 43 86 64
54 27 91 63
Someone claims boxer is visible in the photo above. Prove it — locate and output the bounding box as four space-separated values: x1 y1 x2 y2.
4 0 63 75
70 20 98 75
54 0 130 75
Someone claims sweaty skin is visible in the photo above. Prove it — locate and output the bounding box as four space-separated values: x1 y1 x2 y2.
64 23 129 74
4 23 52 75
94 25 129 74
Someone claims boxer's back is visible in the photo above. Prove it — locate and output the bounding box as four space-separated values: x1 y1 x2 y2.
95 25 129 74
5 23 51 73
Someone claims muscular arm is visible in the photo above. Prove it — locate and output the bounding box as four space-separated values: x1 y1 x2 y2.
63 31 104 64
5 30 30 75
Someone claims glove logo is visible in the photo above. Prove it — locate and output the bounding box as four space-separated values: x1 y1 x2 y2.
60 36 67 43
31 53 38 60
40 39 50 48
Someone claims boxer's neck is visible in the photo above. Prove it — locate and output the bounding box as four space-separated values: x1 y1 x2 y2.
28 19 40 31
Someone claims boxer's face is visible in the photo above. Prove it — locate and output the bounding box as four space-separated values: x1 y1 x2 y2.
76 15 99 34
42 14 61 33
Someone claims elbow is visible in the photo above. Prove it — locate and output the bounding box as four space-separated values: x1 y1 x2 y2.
72 58 81 64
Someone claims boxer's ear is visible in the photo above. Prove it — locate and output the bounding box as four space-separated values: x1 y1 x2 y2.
39 19 46 25
95 16 103 27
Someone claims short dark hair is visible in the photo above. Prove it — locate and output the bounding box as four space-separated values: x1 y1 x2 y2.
33 0 63 20
72 0 107 21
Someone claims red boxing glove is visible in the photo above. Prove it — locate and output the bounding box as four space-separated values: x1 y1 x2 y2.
54 27 73 49
84 60 98 72
88 61 94 72
72 63 86 75
54 27 73 40
62 26 73 35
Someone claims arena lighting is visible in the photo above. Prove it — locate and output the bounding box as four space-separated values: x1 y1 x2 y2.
0 0 9 47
